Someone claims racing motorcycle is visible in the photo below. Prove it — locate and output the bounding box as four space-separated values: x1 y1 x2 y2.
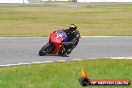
39 30 69 56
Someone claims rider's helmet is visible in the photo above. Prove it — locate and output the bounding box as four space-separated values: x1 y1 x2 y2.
69 24 77 32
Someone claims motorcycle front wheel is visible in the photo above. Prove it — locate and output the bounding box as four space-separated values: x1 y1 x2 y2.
39 42 52 56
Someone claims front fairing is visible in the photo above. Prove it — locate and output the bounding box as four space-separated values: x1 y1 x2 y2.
50 30 68 46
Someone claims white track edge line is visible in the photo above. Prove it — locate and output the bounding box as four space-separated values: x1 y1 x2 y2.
0 36 131 39
0 57 132 67
110 57 132 59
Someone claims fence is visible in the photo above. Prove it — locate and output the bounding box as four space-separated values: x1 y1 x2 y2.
42 0 76 1
0 0 28 3
78 0 132 2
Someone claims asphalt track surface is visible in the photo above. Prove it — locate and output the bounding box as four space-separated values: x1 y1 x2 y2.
0 37 132 65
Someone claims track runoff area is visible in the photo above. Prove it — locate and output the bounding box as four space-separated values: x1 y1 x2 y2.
0 36 132 67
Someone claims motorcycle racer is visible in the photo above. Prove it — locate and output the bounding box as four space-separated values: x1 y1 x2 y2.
59 24 81 57
39 24 80 57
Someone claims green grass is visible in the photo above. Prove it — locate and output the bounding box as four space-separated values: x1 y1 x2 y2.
0 4 132 36
0 59 132 88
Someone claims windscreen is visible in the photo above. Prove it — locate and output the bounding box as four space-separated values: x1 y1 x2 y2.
57 30 68 42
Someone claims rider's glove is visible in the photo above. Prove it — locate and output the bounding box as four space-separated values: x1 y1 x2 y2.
62 42 69 46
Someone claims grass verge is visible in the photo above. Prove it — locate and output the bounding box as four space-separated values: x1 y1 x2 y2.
0 59 131 88
0 4 132 36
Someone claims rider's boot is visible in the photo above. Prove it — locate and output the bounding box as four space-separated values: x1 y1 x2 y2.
58 48 69 57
